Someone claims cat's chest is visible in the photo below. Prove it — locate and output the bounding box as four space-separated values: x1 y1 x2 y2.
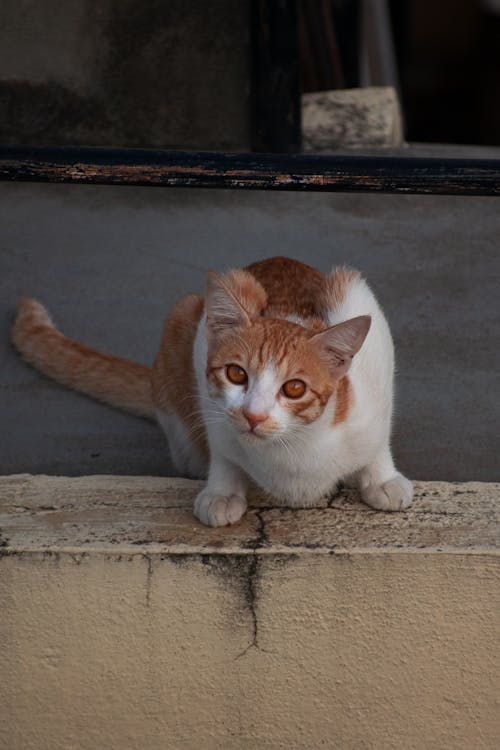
218 419 347 502
244 426 339 474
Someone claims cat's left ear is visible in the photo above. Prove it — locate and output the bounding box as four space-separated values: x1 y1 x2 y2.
310 315 371 377
205 269 267 343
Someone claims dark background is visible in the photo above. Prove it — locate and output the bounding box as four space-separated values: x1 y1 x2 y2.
2 0 500 150
391 0 500 145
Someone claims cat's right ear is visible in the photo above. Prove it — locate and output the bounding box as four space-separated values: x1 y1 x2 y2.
310 315 371 377
205 270 252 343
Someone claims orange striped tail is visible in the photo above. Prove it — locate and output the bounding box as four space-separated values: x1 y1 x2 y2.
11 299 155 420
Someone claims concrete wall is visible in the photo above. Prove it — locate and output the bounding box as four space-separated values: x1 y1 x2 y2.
1 475 499 749
0 0 250 149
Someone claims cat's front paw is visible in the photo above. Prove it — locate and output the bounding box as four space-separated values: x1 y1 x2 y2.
194 489 247 527
360 473 413 512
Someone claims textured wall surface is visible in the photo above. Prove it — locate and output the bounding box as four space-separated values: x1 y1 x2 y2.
0 0 250 149
1 475 499 750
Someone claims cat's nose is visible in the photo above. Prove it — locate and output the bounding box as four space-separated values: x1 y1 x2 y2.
242 409 268 430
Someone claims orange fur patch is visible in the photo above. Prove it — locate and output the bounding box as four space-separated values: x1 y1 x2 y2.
246 256 326 322
222 269 268 316
332 376 352 426
246 257 360 328
152 294 208 454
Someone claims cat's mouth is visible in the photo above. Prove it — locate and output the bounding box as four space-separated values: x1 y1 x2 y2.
241 428 265 439
238 426 269 441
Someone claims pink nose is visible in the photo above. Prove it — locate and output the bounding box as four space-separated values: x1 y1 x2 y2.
243 410 268 430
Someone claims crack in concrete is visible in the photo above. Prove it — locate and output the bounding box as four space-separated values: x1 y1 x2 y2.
143 554 153 607
234 509 268 658
235 553 259 659
253 509 268 548
0 528 9 548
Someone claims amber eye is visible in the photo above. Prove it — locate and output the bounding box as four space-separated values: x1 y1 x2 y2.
226 364 248 385
281 379 306 399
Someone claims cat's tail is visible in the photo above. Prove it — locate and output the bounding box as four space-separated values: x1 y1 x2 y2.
11 299 156 420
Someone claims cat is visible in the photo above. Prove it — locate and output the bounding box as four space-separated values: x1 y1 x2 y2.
11 256 413 527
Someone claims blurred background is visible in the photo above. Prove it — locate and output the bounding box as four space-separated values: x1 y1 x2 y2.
2 0 500 152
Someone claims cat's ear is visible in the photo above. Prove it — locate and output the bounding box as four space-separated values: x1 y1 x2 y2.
310 315 371 377
205 269 267 342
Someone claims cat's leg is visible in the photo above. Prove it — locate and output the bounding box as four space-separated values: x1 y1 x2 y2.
194 452 248 527
356 444 413 511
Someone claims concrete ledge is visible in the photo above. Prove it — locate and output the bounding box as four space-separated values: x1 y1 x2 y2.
1 476 500 749
1 474 499 553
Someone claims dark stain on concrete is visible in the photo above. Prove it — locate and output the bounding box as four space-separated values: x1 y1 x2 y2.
152 551 266 652
144 554 153 607
180 549 299 655
253 509 269 549
200 553 260 654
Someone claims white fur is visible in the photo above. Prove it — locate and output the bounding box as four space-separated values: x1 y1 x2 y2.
161 272 412 526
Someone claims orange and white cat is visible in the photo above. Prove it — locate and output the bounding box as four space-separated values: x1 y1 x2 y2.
11 256 412 526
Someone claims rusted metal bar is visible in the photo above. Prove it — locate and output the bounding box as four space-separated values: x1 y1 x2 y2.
1 145 500 195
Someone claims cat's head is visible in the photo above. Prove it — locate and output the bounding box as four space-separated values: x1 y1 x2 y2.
204 269 370 441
